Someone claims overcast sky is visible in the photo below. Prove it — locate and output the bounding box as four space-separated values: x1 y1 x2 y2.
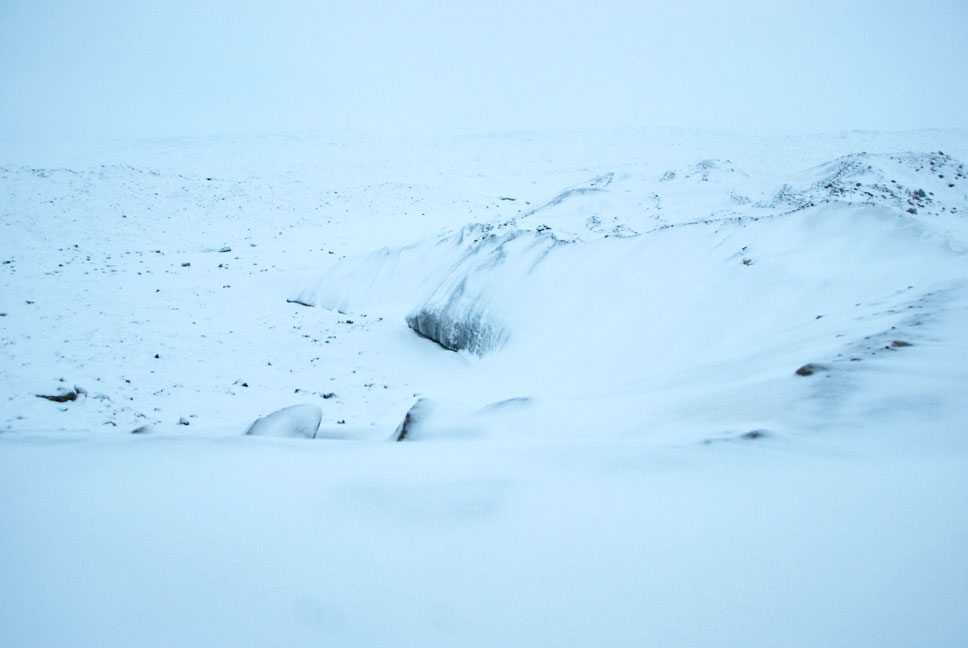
1 0 966 141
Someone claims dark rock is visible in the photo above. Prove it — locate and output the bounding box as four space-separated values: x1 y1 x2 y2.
36 390 77 403
741 430 769 440
392 398 434 442
890 340 913 347
795 363 826 376
245 404 322 438
703 429 771 445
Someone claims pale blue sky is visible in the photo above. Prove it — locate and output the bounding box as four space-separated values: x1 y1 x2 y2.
1 0 966 140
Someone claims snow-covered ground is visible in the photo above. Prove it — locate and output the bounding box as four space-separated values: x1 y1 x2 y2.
2 129 967 646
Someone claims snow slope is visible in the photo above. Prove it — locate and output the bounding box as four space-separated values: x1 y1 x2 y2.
1 129 967 647
294 148 968 445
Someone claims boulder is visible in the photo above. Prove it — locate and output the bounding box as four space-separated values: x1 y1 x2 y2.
245 405 322 439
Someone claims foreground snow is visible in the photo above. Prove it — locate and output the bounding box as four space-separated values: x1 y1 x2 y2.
2 434 965 647
1 129 967 646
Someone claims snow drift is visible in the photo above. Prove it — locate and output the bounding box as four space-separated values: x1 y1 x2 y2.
296 152 967 362
292 150 968 441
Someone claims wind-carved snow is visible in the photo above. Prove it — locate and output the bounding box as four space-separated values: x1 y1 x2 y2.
296 151 968 377
295 223 566 354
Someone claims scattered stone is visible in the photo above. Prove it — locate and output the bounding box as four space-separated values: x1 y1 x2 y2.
322 393 336 399
795 363 826 376
218 247 231 253
178 417 190 426
890 340 913 347
131 425 153 435
181 262 191 267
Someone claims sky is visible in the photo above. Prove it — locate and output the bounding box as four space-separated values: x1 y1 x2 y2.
1 0 967 142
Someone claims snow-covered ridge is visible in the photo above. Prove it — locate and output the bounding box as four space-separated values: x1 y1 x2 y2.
296 151 968 361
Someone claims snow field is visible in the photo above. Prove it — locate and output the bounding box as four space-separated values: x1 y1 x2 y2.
2 128 967 646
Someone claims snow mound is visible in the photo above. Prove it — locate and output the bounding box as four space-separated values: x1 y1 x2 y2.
244 405 322 439
391 398 435 441
389 396 537 442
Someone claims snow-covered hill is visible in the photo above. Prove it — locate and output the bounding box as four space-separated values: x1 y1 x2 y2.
293 147 968 445
1 129 967 647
